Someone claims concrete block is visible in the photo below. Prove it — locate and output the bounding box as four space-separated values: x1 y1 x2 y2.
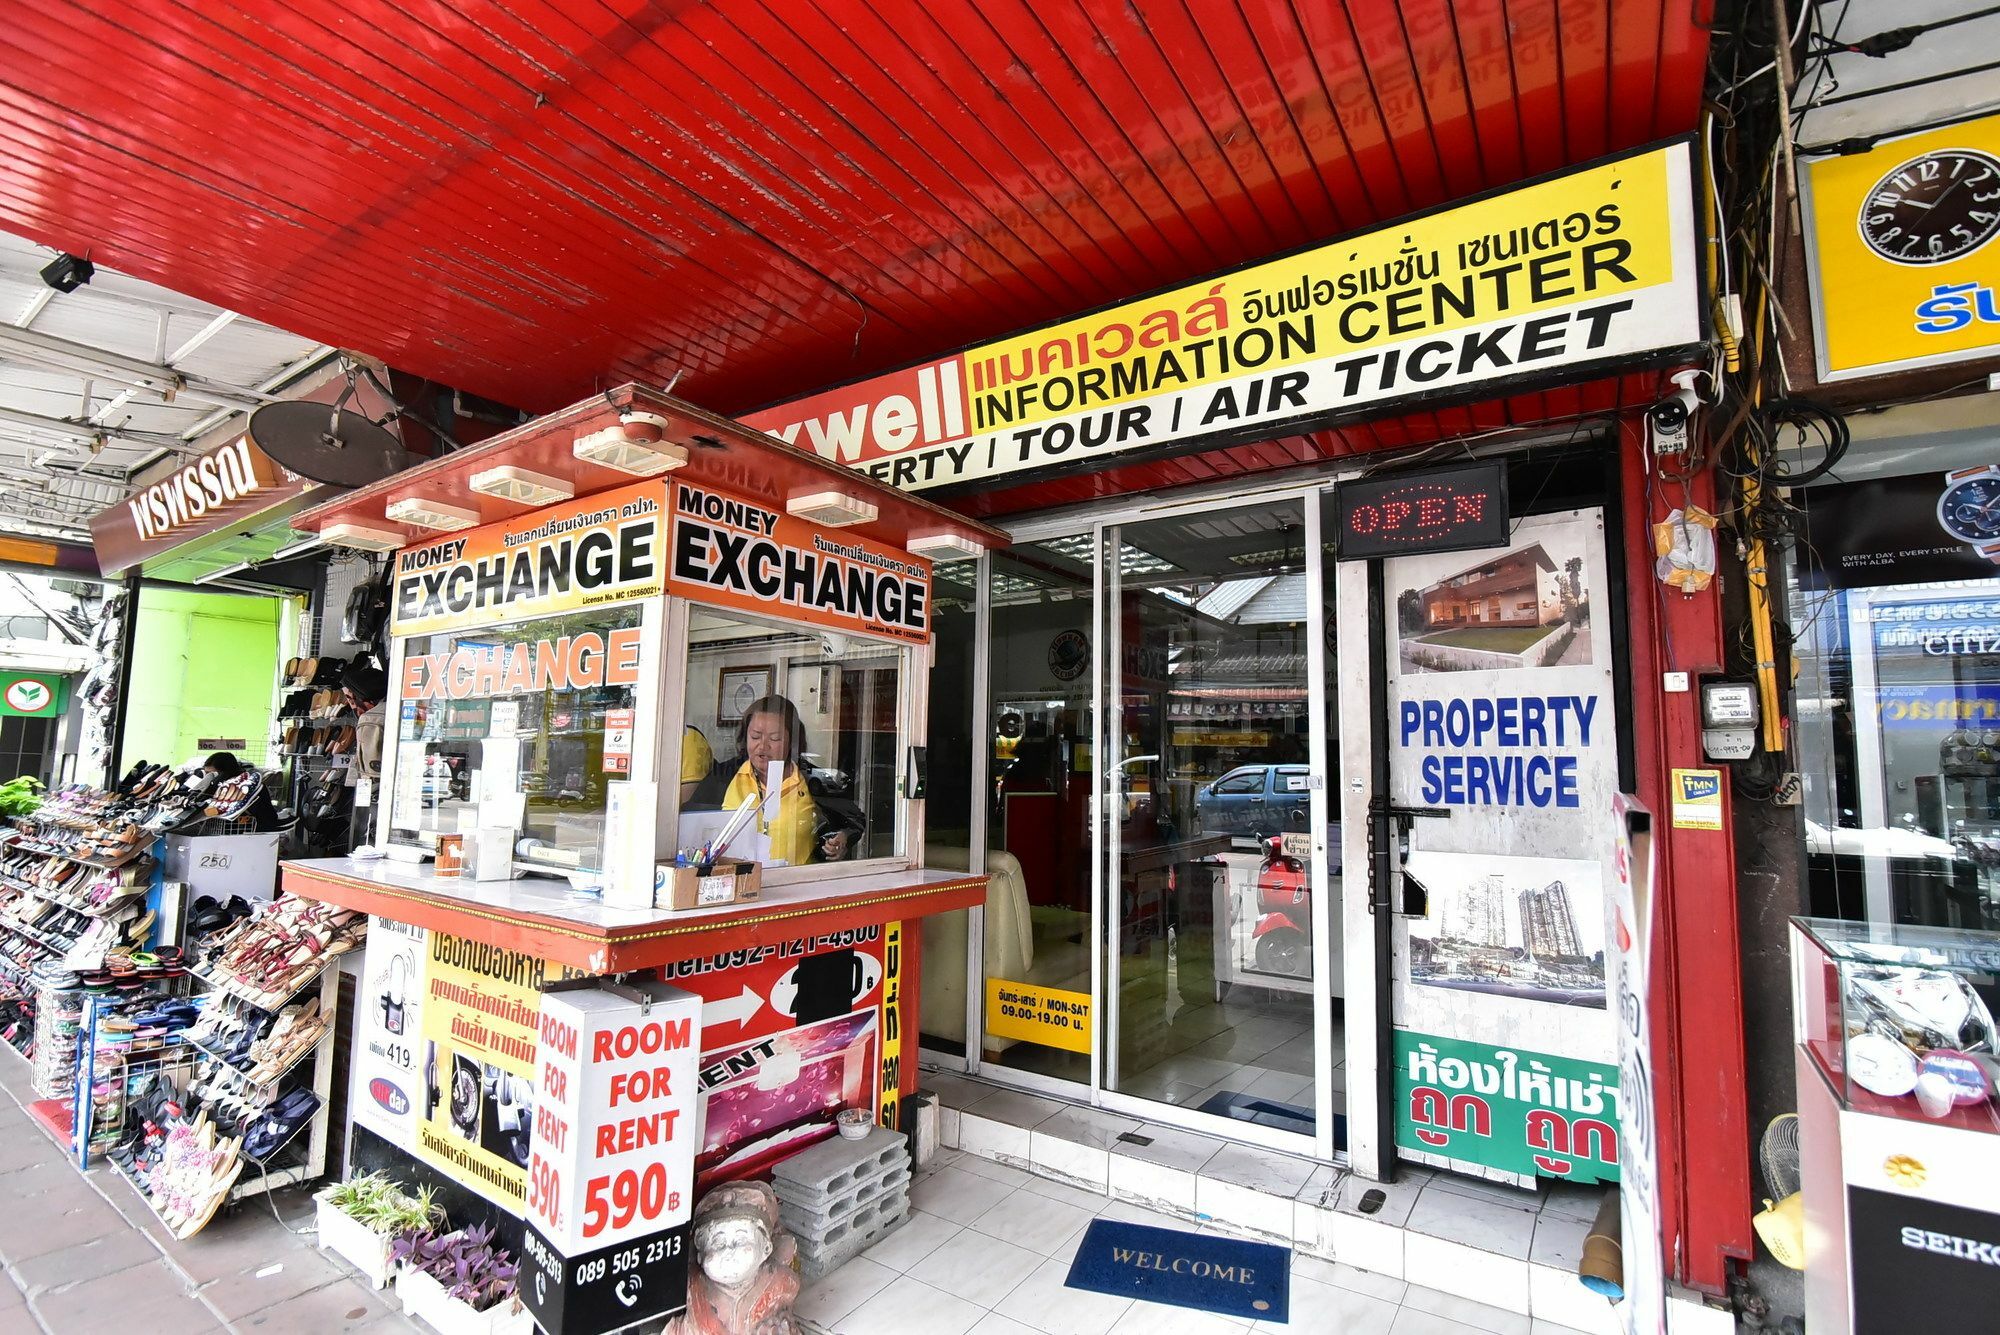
780 1168 905 1238
794 1189 910 1282
773 1126 908 1198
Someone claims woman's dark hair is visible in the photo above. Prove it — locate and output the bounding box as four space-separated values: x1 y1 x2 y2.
342 662 388 704
204 752 245 778
736 694 809 765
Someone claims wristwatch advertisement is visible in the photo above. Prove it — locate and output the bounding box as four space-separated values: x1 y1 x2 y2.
1938 464 2000 562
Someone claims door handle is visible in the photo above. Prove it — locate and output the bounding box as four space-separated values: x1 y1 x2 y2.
1366 797 1449 915
1249 797 1265 804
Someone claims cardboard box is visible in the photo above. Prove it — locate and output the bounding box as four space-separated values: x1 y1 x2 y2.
655 860 762 911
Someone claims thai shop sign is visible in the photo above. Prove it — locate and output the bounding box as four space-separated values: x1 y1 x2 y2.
1394 1031 1620 1183
1800 112 2000 382
89 432 313 575
389 481 665 637
744 141 1700 493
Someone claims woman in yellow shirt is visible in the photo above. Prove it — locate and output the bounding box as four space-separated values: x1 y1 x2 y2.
685 695 864 864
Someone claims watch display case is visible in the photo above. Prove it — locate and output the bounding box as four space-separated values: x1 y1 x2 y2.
1792 916 2000 1131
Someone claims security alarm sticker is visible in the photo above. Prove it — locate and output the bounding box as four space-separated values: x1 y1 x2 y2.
523 983 701 1335
391 482 665 636
665 483 932 644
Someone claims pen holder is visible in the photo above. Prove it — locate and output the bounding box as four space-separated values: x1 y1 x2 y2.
656 859 762 911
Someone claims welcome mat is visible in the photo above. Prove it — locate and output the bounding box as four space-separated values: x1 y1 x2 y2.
1065 1218 1290 1322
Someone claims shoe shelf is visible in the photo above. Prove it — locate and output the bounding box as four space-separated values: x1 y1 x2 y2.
184 959 339 1205
2 839 155 870
186 952 338 1012
186 1021 328 1093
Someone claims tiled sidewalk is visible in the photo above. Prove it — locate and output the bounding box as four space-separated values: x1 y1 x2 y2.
0 1052 418 1334
798 1147 1596 1335
1 1040 1598 1335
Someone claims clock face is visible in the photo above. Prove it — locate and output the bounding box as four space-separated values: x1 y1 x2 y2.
1939 476 2000 543
1859 149 2000 264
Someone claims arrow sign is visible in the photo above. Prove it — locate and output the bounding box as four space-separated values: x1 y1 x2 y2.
702 985 763 1032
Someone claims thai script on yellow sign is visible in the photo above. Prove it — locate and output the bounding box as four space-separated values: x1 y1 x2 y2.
748 142 1699 491
986 979 1092 1054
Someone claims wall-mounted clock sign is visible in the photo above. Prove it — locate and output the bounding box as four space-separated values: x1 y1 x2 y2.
1859 148 2000 265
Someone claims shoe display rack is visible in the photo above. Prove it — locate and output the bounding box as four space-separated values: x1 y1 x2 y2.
74 989 201 1167
181 893 365 1202
0 777 175 1083
274 655 359 843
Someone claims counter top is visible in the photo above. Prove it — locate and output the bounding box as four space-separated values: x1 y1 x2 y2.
279 857 986 973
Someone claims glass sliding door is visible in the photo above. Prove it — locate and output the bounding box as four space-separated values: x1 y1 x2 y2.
979 537 1101 1084
1102 499 1330 1140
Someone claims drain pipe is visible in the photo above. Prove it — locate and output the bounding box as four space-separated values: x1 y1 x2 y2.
1578 1192 1625 1298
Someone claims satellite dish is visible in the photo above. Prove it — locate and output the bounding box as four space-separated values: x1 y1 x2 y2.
247 400 411 487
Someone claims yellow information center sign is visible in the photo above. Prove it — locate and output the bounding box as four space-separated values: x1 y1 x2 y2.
1803 113 2000 381
987 978 1092 1054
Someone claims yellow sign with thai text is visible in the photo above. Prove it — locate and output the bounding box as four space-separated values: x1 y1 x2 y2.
415 933 575 1210
1803 114 2000 380
749 142 1700 492
986 978 1092 1054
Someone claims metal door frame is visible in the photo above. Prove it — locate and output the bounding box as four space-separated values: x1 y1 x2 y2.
968 480 1348 1163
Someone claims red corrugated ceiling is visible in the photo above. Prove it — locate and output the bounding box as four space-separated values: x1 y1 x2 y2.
0 1 1710 422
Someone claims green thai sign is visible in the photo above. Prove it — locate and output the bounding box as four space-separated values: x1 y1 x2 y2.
0 671 66 719
1393 1030 1620 1183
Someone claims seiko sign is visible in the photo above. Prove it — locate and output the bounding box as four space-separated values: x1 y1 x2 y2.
127 436 276 541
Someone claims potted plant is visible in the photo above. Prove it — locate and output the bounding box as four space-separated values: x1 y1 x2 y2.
391 1223 530 1335
0 777 44 818
314 1173 440 1288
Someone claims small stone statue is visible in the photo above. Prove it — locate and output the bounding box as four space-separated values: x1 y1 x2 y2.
667 1182 800 1335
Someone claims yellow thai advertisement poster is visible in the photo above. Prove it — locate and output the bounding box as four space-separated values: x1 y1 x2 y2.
1803 114 2000 380
415 932 574 1210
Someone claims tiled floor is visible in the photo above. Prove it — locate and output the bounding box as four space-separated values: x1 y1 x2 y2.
0 1048 417 1334
797 1146 1603 1335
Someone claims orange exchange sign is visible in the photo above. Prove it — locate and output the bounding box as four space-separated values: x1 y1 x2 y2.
390 482 666 637
398 627 642 701
664 483 932 644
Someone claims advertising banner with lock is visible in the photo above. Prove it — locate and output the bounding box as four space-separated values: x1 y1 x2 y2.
522 983 702 1335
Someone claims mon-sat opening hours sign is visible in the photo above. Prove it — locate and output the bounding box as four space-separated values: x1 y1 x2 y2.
745 141 1701 492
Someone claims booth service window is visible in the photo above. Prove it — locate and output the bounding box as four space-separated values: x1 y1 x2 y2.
677 606 903 867
389 604 641 873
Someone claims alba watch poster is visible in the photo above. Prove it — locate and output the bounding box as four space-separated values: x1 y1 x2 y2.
1800 470 2000 590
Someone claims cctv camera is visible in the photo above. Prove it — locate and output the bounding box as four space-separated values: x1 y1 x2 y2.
1648 390 1697 456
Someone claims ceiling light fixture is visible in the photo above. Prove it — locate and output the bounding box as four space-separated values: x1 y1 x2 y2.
38 253 94 293
192 559 252 586
323 521 405 553
906 532 984 560
572 413 688 476
468 464 572 506
386 497 481 532
787 490 879 528
269 534 326 563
